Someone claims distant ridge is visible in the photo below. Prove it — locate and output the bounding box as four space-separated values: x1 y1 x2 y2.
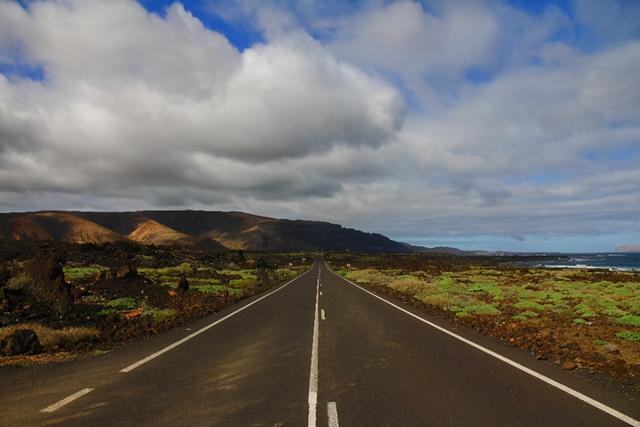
401 243 469 255
616 245 640 253
0 210 411 253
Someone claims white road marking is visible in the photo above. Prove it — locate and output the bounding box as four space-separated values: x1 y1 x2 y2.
328 267 640 427
308 270 320 427
120 268 312 373
320 291 323 296
40 388 94 413
321 309 326 320
327 401 339 427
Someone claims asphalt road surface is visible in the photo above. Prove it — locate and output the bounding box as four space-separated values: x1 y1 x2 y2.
1 258 639 426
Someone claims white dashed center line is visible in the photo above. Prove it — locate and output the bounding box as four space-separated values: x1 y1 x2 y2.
308 272 320 426
328 401 339 427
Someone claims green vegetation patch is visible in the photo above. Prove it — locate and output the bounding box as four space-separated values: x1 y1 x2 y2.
64 265 108 280
192 284 243 295
513 300 548 312
98 297 138 316
616 315 640 326
574 303 598 318
145 308 177 322
456 303 500 317
512 311 539 321
615 331 640 342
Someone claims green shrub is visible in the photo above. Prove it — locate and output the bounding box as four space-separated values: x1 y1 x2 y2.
616 315 640 326
513 300 547 312
102 297 137 310
63 265 107 280
146 308 177 322
456 303 499 317
512 311 539 321
616 331 640 342
574 303 597 318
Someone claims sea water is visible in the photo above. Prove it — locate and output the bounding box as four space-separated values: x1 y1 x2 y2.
538 252 640 271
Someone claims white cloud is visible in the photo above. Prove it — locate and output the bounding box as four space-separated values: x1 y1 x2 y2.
329 1 500 76
399 40 640 179
0 0 403 193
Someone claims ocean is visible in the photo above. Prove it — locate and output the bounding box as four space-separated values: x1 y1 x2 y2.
532 252 640 271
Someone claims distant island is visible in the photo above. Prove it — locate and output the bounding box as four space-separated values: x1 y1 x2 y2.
616 245 640 253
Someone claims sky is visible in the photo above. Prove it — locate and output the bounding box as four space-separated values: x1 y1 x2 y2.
0 0 639 252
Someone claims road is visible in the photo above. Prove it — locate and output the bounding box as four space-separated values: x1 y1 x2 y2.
0 258 639 426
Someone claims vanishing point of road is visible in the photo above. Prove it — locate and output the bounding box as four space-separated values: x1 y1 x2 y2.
1 258 639 426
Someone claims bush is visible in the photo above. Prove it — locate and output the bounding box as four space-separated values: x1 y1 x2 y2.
616 315 640 326
615 331 640 342
456 303 500 317
512 311 539 321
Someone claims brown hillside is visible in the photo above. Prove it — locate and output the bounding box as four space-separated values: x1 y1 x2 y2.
127 219 194 246
2 216 52 240
32 212 126 243
0 212 126 243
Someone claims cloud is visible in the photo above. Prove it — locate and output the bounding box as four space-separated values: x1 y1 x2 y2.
0 0 404 195
329 1 500 76
398 40 640 179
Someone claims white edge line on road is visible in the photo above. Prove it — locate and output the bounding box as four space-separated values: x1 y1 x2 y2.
321 309 326 320
120 268 312 373
40 388 94 413
327 401 339 427
308 270 320 427
326 266 640 427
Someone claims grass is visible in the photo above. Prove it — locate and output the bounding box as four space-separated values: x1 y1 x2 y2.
63 265 108 280
617 315 640 326
144 308 177 322
102 297 137 310
98 297 137 316
616 331 640 342
455 303 500 317
191 284 243 295
512 311 539 321
0 323 99 350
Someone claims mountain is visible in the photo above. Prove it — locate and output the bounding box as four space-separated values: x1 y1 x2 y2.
616 245 640 253
126 219 195 246
0 210 410 252
400 243 470 255
0 211 125 244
